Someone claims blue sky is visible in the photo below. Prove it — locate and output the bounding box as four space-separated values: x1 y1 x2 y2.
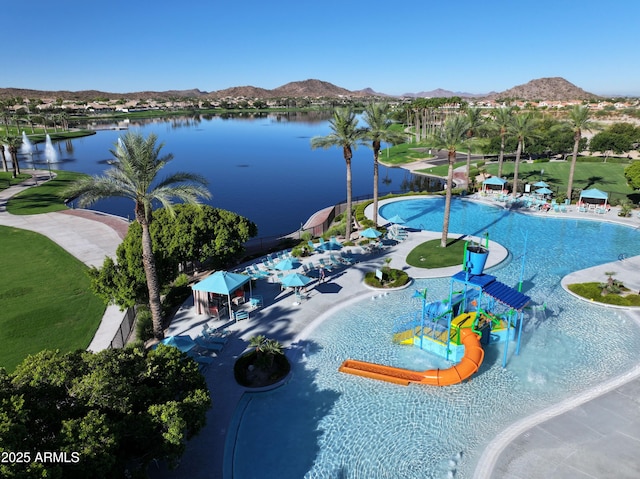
6 0 639 96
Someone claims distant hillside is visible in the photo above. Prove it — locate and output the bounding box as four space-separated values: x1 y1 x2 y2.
402 88 489 98
0 77 603 102
488 77 599 101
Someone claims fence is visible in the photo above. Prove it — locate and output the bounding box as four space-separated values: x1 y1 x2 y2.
109 307 136 349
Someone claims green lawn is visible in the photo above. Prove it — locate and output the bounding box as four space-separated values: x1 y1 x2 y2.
406 237 468 268
6 170 88 214
484 161 635 203
0 171 31 190
0 226 105 371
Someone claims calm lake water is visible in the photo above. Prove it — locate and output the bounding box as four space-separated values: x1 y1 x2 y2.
23 113 441 237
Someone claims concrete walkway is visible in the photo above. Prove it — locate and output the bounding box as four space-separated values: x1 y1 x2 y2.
0 170 129 351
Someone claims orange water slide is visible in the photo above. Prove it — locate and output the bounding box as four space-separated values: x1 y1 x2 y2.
339 328 484 386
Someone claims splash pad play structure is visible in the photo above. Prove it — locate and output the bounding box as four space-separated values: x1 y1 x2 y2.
340 238 531 386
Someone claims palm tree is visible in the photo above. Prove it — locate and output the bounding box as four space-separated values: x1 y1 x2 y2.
433 115 469 248
463 107 484 191
566 105 592 202
63 132 211 340
491 107 514 178
508 112 538 196
4 136 23 177
361 102 406 226
311 108 363 240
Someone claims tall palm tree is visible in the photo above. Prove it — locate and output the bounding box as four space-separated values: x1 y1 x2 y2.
361 102 406 225
4 136 23 177
491 107 514 178
508 112 538 196
566 105 592 202
311 108 363 240
433 115 469 248
63 132 211 340
463 107 484 190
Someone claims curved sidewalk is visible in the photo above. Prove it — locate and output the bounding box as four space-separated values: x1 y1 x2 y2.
0 170 128 351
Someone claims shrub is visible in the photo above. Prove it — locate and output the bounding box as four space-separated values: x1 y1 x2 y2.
135 306 154 342
364 269 410 288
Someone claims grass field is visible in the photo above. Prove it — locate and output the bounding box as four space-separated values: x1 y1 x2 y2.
411 159 637 203
406 237 468 268
0 226 105 371
6 170 88 214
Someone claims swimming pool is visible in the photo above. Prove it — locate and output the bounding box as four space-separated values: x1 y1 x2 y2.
230 197 640 478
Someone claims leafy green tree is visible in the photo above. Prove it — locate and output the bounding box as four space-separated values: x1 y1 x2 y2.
624 160 640 189
89 205 256 309
63 132 211 340
311 108 364 240
361 102 406 225
566 105 593 201
590 122 640 158
508 112 538 195
3 135 22 177
0 345 210 478
433 115 469 247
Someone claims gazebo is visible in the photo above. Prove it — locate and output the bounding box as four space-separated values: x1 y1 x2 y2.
192 270 252 319
482 176 508 194
579 188 609 208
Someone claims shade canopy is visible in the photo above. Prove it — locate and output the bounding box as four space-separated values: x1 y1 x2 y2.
533 180 549 187
579 188 609 201
192 270 251 294
280 272 312 288
155 335 196 352
192 270 252 320
535 187 553 195
483 176 508 186
360 227 382 239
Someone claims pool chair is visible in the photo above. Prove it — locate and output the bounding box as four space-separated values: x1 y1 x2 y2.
302 263 318 277
340 250 356 264
318 258 335 271
329 236 343 249
233 310 250 322
201 325 230 342
308 240 322 253
295 289 309 301
248 295 263 310
329 253 345 267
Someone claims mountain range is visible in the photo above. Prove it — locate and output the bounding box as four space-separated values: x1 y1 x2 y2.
0 77 603 102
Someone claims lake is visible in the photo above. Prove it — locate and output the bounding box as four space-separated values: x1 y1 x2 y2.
23 112 441 237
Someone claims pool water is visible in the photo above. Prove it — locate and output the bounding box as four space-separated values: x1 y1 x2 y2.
231 197 640 479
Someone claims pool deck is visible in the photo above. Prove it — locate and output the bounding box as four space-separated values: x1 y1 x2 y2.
3 173 640 478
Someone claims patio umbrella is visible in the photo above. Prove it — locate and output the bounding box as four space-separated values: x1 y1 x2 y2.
386 214 406 224
360 227 382 239
535 187 553 195
274 257 302 271
280 272 313 288
533 180 549 188
156 335 196 352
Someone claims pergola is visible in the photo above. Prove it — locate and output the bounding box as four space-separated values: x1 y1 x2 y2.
579 188 609 207
482 176 508 193
192 270 252 320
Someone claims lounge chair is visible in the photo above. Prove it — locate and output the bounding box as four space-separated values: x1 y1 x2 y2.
340 250 356 264
233 310 249 322
195 335 226 351
248 295 263 309
329 236 343 249
307 240 322 253
329 253 345 267
302 263 317 277
318 258 334 271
